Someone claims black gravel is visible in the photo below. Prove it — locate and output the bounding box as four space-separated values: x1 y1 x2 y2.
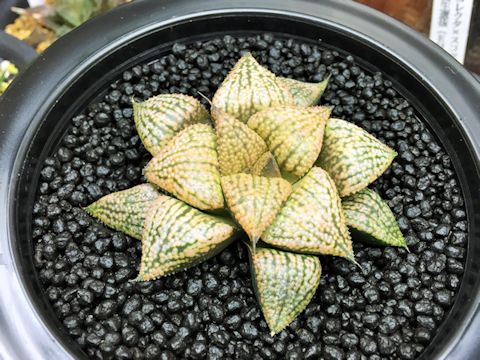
32 33 467 359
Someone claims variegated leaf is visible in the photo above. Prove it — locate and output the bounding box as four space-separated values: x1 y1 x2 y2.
247 106 331 178
84 184 162 240
221 174 291 247
262 167 354 260
138 196 237 281
212 107 268 175
212 52 294 122
317 118 397 197
251 152 281 178
133 94 210 155
249 246 321 335
277 75 330 106
343 188 406 248
144 124 224 211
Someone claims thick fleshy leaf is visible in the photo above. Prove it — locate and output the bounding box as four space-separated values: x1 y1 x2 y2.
212 52 294 122
221 174 291 246
277 75 330 106
85 184 162 240
317 118 397 197
247 106 331 178
138 196 237 281
343 188 406 248
250 246 321 335
212 108 268 175
262 167 354 260
251 152 281 178
133 94 210 155
144 124 224 211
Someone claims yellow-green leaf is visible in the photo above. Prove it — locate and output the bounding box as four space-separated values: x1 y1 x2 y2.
317 118 397 197
138 196 237 281
249 246 321 335
212 53 294 122
251 152 282 178
133 94 210 155
221 174 291 247
212 107 268 175
144 124 224 211
262 167 354 260
247 106 331 178
277 75 330 106
343 188 406 248
84 184 162 240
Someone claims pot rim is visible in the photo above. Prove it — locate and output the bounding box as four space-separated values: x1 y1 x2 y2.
0 1 479 359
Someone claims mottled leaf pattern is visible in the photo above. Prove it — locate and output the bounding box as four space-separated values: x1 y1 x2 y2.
212 52 294 122
144 124 224 211
263 167 354 260
138 196 237 281
250 246 321 335
277 75 330 107
251 152 282 178
221 174 291 246
212 107 268 175
317 118 397 197
343 188 406 248
248 106 331 178
85 184 162 240
133 94 210 155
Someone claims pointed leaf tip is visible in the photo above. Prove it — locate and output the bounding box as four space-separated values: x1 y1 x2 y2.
251 151 282 178
212 53 294 122
139 196 237 280
277 75 330 107
342 188 406 248
144 124 224 211
317 118 397 197
212 108 268 175
85 184 162 240
263 167 354 259
221 174 291 246
248 105 331 178
250 246 321 335
133 93 210 155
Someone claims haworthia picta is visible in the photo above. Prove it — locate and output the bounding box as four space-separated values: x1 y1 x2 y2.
262 167 354 260
316 118 397 197
249 246 321 335
277 75 330 107
144 124 224 211
84 184 162 240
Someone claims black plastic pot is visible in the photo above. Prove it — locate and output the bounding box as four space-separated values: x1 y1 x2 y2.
0 0 479 359
0 30 36 70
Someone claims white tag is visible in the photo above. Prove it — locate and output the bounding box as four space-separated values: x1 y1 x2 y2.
27 0 46 6
429 0 474 64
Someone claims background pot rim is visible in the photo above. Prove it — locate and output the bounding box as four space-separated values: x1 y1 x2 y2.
0 1 479 359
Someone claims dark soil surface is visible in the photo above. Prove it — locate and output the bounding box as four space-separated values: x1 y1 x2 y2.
32 33 467 360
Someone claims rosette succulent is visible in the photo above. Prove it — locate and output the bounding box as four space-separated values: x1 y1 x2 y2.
85 52 406 335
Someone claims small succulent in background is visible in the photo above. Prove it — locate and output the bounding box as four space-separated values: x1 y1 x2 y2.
0 59 18 94
86 52 406 335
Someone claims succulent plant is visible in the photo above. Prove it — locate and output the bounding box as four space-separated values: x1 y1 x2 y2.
86 52 406 335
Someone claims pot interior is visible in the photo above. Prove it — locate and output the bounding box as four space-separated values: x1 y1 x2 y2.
11 13 479 359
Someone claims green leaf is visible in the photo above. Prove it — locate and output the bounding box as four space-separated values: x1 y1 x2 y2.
133 94 210 156
212 53 294 122
138 196 237 281
249 246 321 335
221 174 291 247
212 107 268 175
277 75 330 106
54 0 95 27
247 106 331 178
262 167 354 260
251 152 282 178
342 188 407 248
144 124 224 211
84 184 162 240
317 118 397 197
